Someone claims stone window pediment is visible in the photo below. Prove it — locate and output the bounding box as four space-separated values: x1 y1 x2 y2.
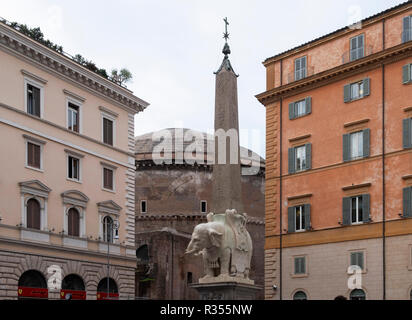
61 190 89 208
19 180 51 198
97 200 122 215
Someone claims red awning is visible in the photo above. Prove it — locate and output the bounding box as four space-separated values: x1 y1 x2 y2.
60 289 86 300
96 292 119 300
18 286 48 299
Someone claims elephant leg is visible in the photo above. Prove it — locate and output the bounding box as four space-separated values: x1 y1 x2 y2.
220 248 231 276
203 255 214 278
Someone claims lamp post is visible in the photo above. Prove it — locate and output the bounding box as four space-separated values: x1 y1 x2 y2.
106 218 119 300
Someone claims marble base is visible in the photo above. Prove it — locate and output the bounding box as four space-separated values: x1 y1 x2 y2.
190 281 262 300
199 274 254 285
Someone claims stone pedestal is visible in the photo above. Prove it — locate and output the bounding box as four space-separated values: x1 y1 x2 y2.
190 282 262 300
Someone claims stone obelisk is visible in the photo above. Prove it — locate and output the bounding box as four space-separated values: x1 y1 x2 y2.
211 18 243 215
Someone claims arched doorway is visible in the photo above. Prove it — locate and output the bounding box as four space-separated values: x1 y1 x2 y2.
61 274 86 300
97 277 119 300
350 289 366 300
18 270 48 299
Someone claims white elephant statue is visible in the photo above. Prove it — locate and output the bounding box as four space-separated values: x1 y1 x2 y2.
185 209 253 283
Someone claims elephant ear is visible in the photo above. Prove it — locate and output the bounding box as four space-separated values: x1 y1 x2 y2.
209 229 223 247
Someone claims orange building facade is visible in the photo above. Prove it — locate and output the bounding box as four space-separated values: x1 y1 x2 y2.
257 2 412 300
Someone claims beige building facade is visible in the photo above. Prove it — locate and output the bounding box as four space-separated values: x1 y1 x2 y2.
0 21 148 299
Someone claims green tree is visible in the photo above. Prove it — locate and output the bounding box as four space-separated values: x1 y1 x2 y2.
110 68 133 86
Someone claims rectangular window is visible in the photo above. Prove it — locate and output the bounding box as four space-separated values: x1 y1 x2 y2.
294 257 306 275
103 167 114 190
295 205 306 232
294 56 307 81
67 102 80 133
403 118 412 149
289 97 311 120
27 83 41 117
141 200 147 214
343 129 370 162
201 200 207 213
403 15 412 43
343 194 370 225
295 146 306 172
27 142 41 169
403 64 412 84
288 204 311 233
344 78 370 103
403 187 412 218
350 251 364 270
350 34 364 61
103 117 114 146
68 156 80 181
288 144 311 174
351 196 363 224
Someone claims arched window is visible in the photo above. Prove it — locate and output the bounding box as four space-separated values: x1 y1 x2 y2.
26 198 41 230
62 274 85 291
136 245 149 263
350 289 366 300
103 216 113 242
97 277 118 300
67 208 80 237
293 291 307 300
18 270 48 299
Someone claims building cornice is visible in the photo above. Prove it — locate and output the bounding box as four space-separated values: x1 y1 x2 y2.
136 213 265 225
257 41 412 106
0 23 149 114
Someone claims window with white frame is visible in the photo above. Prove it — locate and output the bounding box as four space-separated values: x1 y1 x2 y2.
67 156 80 181
26 83 42 117
103 167 114 191
103 216 114 243
295 146 306 172
350 251 364 270
67 102 80 133
350 81 364 100
351 196 363 224
295 205 306 232
350 131 363 159
24 135 45 171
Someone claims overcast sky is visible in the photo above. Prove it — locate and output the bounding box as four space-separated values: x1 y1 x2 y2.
0 0 406 157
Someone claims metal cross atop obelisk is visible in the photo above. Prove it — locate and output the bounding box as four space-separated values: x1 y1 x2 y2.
211 17 243 214
223 17 229 42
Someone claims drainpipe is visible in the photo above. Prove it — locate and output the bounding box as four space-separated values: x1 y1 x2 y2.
279 58 283 301
381 18 386 301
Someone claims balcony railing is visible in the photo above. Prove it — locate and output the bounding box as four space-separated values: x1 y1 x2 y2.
342 45 373 64
287 66 315 84
402 29 412 43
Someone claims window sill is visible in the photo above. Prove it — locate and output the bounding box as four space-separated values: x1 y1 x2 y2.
25 165 44 173
102 187 116 194
345 96 367 103
103 142 114 147
291 273 309 279
290 113 311 121
66 178 82 184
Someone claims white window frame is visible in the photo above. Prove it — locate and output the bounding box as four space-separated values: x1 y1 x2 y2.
350 81 364 100
295 205 305 232
101 164 116 193
140 200 147 214
24 137 45 172
350 131 364 160
24 77 44 118
294 99 306 117
350 195 363 225
200 200 207 213
101 112 116 146
63 205 86 238
101 215 116 243
66 97 83 134
295 145 306 172
66 153 82 183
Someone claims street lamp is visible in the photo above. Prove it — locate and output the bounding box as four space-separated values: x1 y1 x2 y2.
105 217 119 300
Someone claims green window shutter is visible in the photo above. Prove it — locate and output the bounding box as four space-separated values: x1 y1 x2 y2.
362 194 370 222
305 143 312 170
403 187 412 218
363 129 370 157
363 78 370 97
302 56 307 78
402 64 411 84
343 134 350 162
288 148 295 174
288 207 295 233
403 16 411 43
304 204 311 230
342 197 351 225
403 118 411 149
305 97 312 115
289 102 295 120
344 84 351 103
